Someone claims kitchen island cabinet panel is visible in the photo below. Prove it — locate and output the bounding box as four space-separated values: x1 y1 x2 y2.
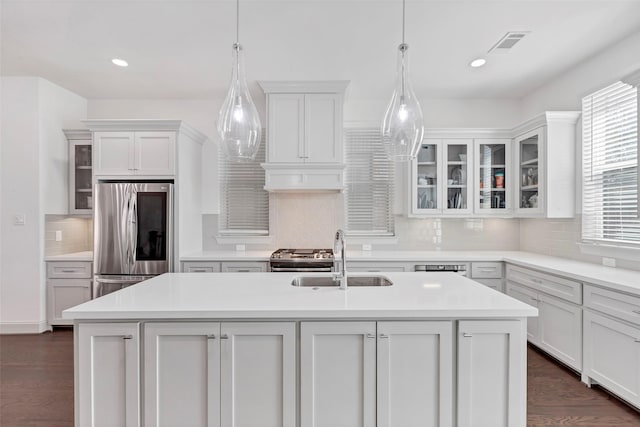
301 322 377 427
457 320 526 427
77 323 140 427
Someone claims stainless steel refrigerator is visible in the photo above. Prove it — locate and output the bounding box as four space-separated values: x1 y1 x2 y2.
93 182 174 297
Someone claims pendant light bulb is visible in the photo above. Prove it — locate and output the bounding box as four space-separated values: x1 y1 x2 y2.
217 6 262 162
381 2 424 162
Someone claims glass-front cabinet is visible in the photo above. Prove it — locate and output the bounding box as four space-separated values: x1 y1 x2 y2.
410 138 473 216
474 139 512 215
515 128 544 216
65 130 93 215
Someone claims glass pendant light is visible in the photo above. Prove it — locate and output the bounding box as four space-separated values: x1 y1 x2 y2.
381 0 424 161
217 0 262 162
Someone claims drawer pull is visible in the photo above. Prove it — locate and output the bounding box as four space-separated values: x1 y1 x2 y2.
192 269 208 272
531 278 543 284
635 340 640 343
123 335 133 340
462 333 473 338
61 269 78 273
633 310 640 315
366 333 376 339
379 334 389 339
220 334 229 340
207 334 216 340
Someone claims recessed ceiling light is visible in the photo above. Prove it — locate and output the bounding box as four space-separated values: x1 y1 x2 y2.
111 58 128 67
469 58 486 68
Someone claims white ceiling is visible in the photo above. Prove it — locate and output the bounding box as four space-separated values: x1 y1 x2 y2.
2 0 640 101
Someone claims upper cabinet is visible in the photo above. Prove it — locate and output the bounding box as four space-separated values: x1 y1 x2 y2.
512 111 580 218
259 81 349 191
474 139 512 215
65 130 93 215
93 131 176 177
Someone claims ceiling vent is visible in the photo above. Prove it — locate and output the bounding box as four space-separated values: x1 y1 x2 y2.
488 31 530 54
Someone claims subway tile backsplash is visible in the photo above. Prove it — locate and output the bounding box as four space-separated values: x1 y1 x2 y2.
44 215 92 256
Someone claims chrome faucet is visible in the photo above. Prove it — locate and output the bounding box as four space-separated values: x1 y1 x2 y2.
333 229 347 290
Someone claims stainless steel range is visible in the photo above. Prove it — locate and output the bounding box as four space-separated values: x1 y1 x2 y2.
269 249 334 272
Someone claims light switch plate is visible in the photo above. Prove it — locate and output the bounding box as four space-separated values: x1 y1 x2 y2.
13 214 26 225
602 257 616 268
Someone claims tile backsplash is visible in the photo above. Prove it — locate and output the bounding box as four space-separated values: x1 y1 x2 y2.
44 215 92 256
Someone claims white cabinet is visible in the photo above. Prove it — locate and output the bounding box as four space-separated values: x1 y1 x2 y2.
46 261 92 326
471 262 504 292
259 81 349 191
457 320 526 427
348 262 412 272
474 139 512 215
182 261 222 273
410 139 474 216
506 265 582 371
77 323 140 427
144 322 296 427
512 112 580 218
300 321 453 427
65 130 93 214
583 310 640 408
93 131 175 176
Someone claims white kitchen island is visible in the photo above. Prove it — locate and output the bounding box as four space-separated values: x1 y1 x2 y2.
64 272 538 427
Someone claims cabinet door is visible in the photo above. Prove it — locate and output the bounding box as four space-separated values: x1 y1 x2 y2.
134 132 176 175
538 293 582 370
411 140 441 215
301 322 376 427
473 278 504 292
94 131 135 176
505 281 540 345
377 321 453 427
515 128 544 216
69 140 93 214
47 279 91 325
305 94 341 163
458 320 526 427
474 139 512 215
144 322 221 427
78 323 140 427
267 94 305 163
443 139 473 215
584 311 640 408
220 322 296 427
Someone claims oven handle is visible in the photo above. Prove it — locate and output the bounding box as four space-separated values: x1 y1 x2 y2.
270 267 333 272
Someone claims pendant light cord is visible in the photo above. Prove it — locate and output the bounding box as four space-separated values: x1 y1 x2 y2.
236 0 240 45
402 0 405 45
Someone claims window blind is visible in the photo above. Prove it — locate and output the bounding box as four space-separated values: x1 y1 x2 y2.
344 128 395 236
582 81 639 247
218 133 269 235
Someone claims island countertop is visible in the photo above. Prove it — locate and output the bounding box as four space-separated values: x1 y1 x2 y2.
64 272 538 320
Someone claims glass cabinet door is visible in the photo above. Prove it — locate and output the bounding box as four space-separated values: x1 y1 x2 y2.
67 133 93 215
444 140 472 214
413 141 440 213
476 140 511 213
516 130 543 215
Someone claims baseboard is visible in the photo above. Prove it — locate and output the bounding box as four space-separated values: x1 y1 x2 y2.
0 320 49 334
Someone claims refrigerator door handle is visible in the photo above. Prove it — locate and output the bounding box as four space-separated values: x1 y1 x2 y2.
130 189 138 266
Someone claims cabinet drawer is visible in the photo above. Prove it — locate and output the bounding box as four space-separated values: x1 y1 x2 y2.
471 262 503 279
220 262 268 273
473 278 504 292
506 265 581 304
47 262 92 279
584 285 640 326
348 262 409 272
182 262 221 273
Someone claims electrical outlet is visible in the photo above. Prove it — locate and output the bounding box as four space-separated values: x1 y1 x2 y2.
13 214 26 225
55 230 62 242
602 257 616 268
235 244 246 251
362 244 372 251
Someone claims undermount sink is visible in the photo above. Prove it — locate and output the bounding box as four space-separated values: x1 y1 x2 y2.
291 275 393 287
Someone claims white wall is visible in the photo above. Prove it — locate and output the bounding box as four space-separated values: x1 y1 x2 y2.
0 77 87 333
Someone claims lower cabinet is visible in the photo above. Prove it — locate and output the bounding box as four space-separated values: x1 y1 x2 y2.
506 281 582 370
583 310 640 408
48 279 91 325
300 321 454 427
457 320 526 427
77 323 140 427
220 261 269 272
347 262 412 272
144 322 296 427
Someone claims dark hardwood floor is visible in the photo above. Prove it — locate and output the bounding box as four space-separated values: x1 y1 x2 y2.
1 330 639 426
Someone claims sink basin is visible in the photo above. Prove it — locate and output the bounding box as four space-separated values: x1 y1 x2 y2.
291 275 393 287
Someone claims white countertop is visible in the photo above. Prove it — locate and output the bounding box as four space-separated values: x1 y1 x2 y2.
45 251 93 262
63 272 537 320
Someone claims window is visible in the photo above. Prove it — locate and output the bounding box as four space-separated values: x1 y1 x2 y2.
582 81 639 247
218 134 269 236
344 128 395 236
